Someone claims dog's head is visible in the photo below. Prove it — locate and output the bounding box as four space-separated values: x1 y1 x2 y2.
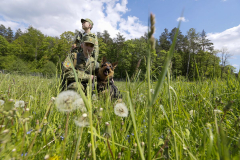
98 57 118 81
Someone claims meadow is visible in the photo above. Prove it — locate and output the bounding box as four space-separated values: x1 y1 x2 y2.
0 70 239 160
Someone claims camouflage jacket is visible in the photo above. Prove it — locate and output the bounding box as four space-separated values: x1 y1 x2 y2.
73 31 99 59
62 52 99 85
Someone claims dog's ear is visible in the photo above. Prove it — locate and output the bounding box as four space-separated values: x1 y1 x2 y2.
112 61 118 70
101 57 107 65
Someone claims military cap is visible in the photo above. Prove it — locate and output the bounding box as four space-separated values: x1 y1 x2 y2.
81 18 94 28
82 34 95 45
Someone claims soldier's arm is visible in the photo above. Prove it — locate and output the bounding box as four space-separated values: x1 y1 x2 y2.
62 55 90 82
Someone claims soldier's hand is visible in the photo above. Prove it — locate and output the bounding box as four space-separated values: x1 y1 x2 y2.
72 44 76 49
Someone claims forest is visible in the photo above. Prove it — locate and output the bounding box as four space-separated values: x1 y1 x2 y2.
0 24 236 80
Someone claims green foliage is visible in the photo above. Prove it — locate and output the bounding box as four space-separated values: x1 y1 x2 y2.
41 61 56 76
0 23 237 79
8 58 30 73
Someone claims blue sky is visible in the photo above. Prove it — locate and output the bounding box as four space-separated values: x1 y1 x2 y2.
0 0 239 71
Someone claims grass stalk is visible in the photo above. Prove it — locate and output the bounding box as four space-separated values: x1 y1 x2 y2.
61 112 70 159
167 69 178 159
73 127 84 160
26 100 53 159
127 92 145 160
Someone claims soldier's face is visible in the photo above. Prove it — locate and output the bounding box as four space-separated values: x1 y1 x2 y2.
82 21 91 30
82 42 94 55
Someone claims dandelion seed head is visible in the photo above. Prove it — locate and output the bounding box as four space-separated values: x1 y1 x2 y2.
74 113 89 128
14 100 25 108
100 108 103 111
55 90 84 112
114 103 128 117
30 95 34 100
44 154 50 160
189 110 195 117
72 98 86 112
0 100 4 106
150 89 154 94
92 94 97 101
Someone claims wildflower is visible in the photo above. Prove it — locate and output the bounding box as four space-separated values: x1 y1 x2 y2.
189 110 195 117
137 93 145 102
150 89 154 94
51 97 55 101
87 143 92 148
118 152 121 159
14 100 25 108
30 95 34 100
114 103 128 117
74 113 89 127
0 100 4 106
44 154 50 160
134 143 137 147
92 94 97 101
141 142 145 146
27 129 33 134
12 148 16 152
214 109 223 114
55 90 85 112
183 143 187 150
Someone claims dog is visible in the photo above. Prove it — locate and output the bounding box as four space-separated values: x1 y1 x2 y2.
94 57 121 99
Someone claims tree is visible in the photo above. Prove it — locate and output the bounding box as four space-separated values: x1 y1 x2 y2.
159 28 170 51
0 24 7 37
220 47 232 79
102 30 112 44
6 27 14 43
199 30 213 52
14 28 23 40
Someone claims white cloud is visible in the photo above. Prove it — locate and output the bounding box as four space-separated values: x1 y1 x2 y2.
232 64 239 67
176 17 188 22
0 0 147 39
207 24 240 55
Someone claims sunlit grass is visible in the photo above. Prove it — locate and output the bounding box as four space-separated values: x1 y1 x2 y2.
0 71 239 159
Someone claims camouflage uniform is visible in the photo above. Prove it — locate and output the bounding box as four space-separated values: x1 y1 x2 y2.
72 18 99 59
62 34 99 91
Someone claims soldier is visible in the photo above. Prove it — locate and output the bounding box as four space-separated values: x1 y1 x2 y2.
62 34 99 91
72 18 99 60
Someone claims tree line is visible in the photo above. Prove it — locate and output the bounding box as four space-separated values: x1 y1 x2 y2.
0 24 236 80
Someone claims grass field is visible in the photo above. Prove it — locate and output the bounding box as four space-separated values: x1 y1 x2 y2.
0 72 239 160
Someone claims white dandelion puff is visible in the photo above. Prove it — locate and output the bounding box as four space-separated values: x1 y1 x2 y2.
55 90 84 112
137 93 145 102
30 95 34 100
189 110 195 117
92 94 97 101
72 98 87 112
114 103 128 117
0 100 4 106
74 113 89 127
150 89 154 94
214 109 223 114
14 100 25 108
